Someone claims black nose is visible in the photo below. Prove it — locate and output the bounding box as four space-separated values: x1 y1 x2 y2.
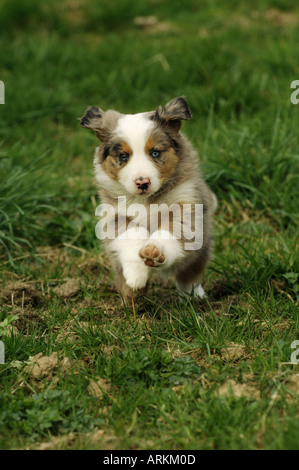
135 177 151 190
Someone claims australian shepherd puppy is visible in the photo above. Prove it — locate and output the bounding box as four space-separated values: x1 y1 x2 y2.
80 97 216 301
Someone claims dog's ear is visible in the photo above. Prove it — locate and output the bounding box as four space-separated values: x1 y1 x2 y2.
80 106 107 141
153 96 191 132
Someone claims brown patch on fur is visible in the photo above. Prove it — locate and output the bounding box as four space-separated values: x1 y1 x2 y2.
145 128 179 183
121 141 132 155
157 147 179 181
102 156 120 180
145 136 156 153
101 141 132 180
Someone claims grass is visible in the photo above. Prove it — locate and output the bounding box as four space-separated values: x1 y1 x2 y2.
0 0 299 450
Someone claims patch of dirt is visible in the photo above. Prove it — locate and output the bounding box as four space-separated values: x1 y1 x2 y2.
54 320 121 360
219 342 248 362
263 8 299 27
63 0 86 26
134 16 176 34
88 377 111 400
217 379 260 399
55 321 79 343
206 294 242 316
224 9 299 29
100 345 121 356
69 297 103 315
134 15 158 29
55 319 97 343
99 296 123 316
53 279 81 298
29 428 118 450
1 282 42 306
223 14 252 29
5 305 43 333
75 257 110 275
285 374 299 400
35 246 70 265
4 324 19 336
270 279 296 304
30 432 77 450
35 246 109 277
206 277 242 301
23 352 76 390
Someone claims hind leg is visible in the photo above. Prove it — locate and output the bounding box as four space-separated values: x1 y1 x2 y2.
176 280 206 299
175 255 209 300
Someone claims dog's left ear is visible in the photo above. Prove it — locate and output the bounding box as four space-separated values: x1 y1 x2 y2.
153 96 191 132
80 105 107 141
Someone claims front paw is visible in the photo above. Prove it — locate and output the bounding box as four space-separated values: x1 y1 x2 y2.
123 263 149 291
139 243 166 267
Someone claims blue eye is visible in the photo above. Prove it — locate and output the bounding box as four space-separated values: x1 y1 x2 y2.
151 150 161 158
119 153 129 162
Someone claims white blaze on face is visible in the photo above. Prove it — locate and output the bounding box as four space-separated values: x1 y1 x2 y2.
115 113 161 195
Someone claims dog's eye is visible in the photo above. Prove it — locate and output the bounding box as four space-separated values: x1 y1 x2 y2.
119 153 129 162
150 150 161 158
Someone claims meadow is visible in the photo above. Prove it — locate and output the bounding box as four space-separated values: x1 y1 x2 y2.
0 0 298 450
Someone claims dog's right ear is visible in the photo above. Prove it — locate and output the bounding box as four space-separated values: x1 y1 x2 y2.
153 97 191 133
80 106 107 141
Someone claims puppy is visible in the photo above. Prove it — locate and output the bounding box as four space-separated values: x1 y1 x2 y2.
80 97 216 300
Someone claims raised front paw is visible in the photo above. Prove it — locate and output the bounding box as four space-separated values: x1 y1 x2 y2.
139 243 166 267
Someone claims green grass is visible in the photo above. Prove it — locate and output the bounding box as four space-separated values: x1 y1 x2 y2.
0 0 299 450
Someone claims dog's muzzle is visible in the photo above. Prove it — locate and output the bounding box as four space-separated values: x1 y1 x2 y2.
135 176 151 192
